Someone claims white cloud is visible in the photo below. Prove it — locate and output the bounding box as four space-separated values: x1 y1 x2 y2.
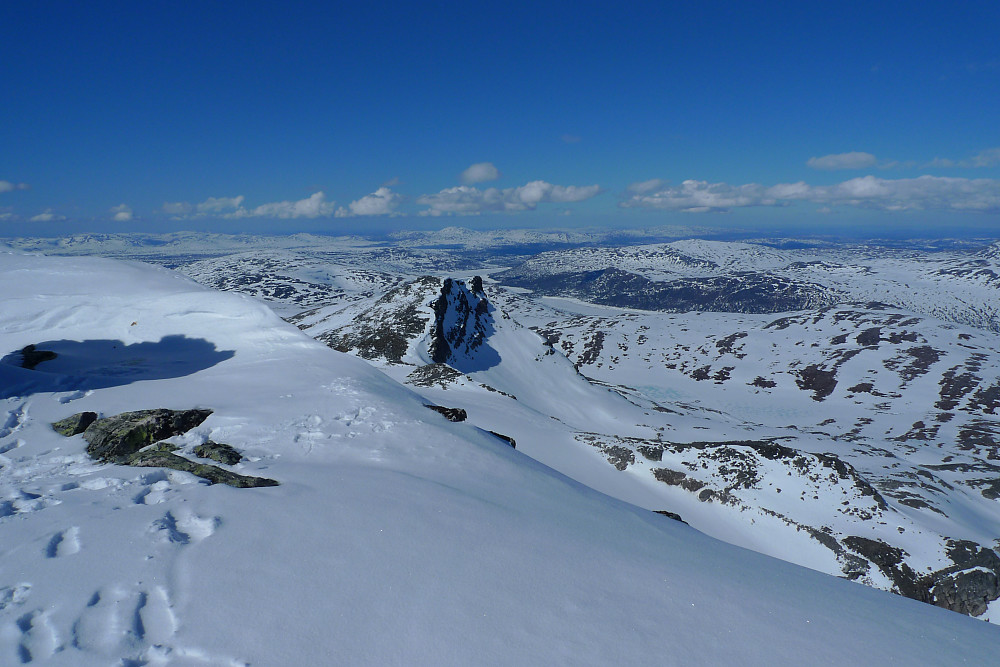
806 147 1000 172
416 186 487 216
163 192 335 219
627 179 667 194
418 180 601 216
29 210 66 222
620 180 777 213
927 147 1000 169
621 175 1000 213
0 181 29 193
162 201 194 216
807 152 878 170
245 191 336 219
460 162 501 185
111 204 133 222
345 187 402 216
969 147 1000 167
198 196 245 214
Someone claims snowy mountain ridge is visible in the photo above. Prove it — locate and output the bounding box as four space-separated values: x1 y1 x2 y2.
7 251 1000 664
285 269 1000 619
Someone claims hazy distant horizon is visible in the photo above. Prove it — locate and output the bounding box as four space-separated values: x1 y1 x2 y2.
3 216 998 249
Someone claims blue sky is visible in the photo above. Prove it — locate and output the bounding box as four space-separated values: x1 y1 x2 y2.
2 1 999 237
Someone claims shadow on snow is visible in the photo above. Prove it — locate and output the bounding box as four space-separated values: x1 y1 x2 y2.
0 335 235 399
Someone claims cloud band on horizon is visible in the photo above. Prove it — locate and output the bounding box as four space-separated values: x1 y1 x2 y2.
621 175 1000 213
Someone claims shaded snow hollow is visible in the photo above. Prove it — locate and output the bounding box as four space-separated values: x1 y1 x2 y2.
0 252 998 665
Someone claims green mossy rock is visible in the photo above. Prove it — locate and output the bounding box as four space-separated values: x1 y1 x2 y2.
127 448 278 488
83 408 213 463
193 441 243 466
51 411 98 436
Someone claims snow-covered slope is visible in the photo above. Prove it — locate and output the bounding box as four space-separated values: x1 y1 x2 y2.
4 251 999 665
68 232 1000 619
290 270 1000 620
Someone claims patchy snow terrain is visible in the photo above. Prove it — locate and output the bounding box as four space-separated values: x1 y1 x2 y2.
3 233 1000 663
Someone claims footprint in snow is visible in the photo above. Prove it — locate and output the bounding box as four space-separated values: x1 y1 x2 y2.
0 403 27 440
57 389 93 404
149 510 219 545
0 583 32 612
0 490 59 518
0 439 24 456
133 480 171 505
337 406 375 427
14 608 60 663
135 587 178 647
72 585 148 655
44 526 81 558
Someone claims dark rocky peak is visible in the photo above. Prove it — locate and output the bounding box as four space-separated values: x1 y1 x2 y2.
428 277 499 370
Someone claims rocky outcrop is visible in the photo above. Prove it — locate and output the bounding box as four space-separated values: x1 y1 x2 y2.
930 540 1000 617
52 409 278 488
51 411 98 436
425 404 468 422
428 277 494 366
318 276 440 364
82 409 213 463
406 363 464 388
488 430 516 449
128 445 277 488
194 441 243 466
429 280 458 363
840 536 1000 617
842 536 930 602
653 510 687 524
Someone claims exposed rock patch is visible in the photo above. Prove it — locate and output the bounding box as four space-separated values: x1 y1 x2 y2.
194 441 243 466
406 363 464 388
82 409 213 464
52 409 277 488
128 445 277 488
424 404 468 422
428 277 495 367
796 364 838 401
653 510 687 524
488 431 516 448
930 540 1000 617
316 275 438 364
51 411 98 436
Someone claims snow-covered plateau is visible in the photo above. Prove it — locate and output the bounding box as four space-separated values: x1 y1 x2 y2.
2 234 1000 664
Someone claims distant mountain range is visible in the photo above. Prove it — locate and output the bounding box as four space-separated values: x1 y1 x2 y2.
5 230 1000 630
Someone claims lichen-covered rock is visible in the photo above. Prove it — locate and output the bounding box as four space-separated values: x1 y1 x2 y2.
83 408 213 463
51 411 98 436
127 447 278 488
194 441 243 466
425 404 467 422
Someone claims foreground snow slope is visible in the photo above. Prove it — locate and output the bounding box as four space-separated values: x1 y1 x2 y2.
1 253 998 665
